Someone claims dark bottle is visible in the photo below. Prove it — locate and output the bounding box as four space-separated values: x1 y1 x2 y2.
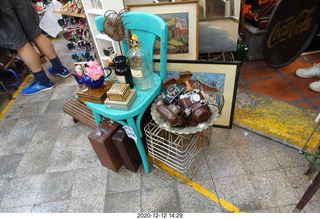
113 55 134 88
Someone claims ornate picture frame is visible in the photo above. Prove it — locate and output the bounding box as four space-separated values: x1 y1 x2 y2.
128 1 199 60
154 60 240 128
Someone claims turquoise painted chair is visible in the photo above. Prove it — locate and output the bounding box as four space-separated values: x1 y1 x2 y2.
86 11 168 173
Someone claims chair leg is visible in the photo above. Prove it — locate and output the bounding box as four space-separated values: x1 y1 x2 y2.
0 81 12 100
1 69 20 88
127 117 150 173
92 111 103 126
90 111 150 173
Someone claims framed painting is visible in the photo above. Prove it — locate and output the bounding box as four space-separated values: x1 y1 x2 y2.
154 60 240 128
127 1 199 60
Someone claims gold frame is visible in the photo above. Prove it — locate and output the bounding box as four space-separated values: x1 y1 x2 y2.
154 60 240 128
127 1 199 60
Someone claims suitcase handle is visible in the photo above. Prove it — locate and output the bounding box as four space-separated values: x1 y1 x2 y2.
96 128 109 136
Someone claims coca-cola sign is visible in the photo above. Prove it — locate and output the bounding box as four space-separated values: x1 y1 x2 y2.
263 0 320 68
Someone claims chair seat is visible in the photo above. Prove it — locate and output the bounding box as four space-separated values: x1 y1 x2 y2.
86 74 161 121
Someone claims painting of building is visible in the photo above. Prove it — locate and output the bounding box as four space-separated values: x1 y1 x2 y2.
154 12 189 55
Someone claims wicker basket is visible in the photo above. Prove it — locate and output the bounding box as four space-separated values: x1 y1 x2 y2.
144 120 212 182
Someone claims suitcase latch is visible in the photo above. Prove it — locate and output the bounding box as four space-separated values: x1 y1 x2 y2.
96 128 109 136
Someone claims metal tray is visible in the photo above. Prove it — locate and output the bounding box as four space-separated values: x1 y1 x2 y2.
150 93 219 135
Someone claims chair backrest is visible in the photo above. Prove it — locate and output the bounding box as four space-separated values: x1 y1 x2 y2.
95 11 168 83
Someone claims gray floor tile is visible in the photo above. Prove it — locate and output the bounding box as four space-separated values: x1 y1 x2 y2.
2 103 27 120
303 201 320 213
46 143 99 173
0 178 11 203
106 167 141 193
141 166 179 190
210 125 252 149
52 124 92 148
14 147 53 177
71 166 108 199
191 151 214 182
236 137 281 173
43 99 70 115
104 190 141 213
176 179 221 213
249 169 301 209
205 147 247 178
0 205 32 213
263 204 297 213
31 200 69 213
213 174 263 212
25 130 57 153
67 195 105 213
1 175 43 208
17 101 49 119
268 141 306 168
50 79 78 101
283 166 320 202
0 116 18 134
0 154 23 178
0 118 37 156
141 186 181 213
34 171 74 204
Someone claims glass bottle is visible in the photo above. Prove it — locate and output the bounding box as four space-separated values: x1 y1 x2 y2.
113 55 134 88
127 34 154 91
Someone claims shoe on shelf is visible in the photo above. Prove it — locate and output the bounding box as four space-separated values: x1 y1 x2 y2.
296 63 320 78
21 81 54 95
309 80 320 92
48 67 70 78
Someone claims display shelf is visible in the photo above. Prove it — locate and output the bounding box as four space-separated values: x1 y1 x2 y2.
81 0 124 70
53 10 86 18
87 8 104 15
95 33 112 41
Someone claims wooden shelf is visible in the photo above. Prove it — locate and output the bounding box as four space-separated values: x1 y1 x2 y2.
53 10 86 18
95 33 112 41
87 8 104 16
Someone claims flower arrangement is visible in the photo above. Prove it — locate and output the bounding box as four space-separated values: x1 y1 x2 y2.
75 61 104 81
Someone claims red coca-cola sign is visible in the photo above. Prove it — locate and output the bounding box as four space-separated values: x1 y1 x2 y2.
263 0 320 68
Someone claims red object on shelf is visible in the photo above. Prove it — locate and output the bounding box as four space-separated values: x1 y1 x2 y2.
34 5 43 12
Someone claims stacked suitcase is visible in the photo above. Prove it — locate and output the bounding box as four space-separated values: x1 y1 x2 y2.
88 119 142 172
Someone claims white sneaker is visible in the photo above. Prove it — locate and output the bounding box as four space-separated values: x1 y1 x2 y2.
309 80 320 92
296 63 320 78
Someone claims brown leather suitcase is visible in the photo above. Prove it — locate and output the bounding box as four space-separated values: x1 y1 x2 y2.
88 119 123 172
112 128 142 172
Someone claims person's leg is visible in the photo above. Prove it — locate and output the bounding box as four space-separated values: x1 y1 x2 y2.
17 42 53 95
0 0 54 95
16 41 42 73
32 33 69 77
31 33 57 60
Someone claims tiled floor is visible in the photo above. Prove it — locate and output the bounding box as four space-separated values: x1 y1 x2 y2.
239 52 320 111
0 36 320 213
